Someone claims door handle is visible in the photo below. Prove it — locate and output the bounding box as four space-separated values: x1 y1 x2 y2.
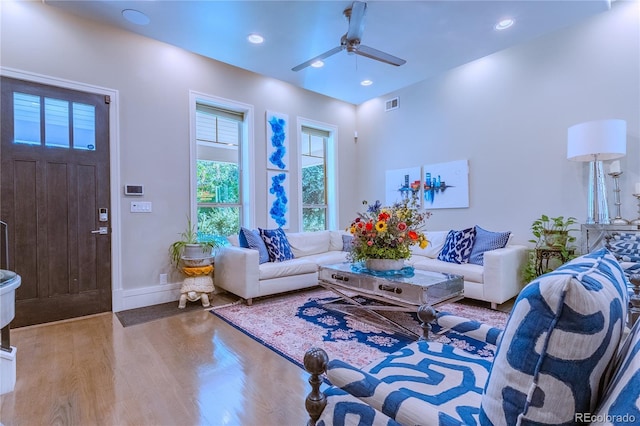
91 227 108 235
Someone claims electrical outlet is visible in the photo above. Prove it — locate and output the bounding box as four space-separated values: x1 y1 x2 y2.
159 273 167 284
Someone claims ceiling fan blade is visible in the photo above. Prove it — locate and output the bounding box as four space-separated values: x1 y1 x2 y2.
292 45 344 71
355 45 407 66
346 1 367 41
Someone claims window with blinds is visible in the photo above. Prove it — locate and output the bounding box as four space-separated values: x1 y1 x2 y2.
195 102 244 244
301 126 329 231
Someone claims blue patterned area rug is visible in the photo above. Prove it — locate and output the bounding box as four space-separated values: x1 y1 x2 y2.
210 288 509 369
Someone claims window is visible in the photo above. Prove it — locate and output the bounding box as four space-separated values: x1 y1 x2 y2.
301 126 329 231
195 103 244 245
13 92 95 150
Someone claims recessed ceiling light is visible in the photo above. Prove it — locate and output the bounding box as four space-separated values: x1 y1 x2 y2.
247 33 264 44
360 80 373 86
311 61 324 68
495 18 515 31
122 9 150 26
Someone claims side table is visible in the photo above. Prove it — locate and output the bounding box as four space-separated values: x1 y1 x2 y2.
535 247 575 277
179 265 214 308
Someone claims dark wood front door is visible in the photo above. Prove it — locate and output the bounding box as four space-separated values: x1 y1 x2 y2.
1 76 112 327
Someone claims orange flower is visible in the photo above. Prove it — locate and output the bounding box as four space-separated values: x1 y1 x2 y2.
365 222 373 231
408 230 418 240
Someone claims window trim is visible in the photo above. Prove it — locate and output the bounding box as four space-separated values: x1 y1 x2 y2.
296 117 338 231
189 91 255 230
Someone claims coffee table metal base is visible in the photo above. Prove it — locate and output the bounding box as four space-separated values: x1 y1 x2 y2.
318 264 464 339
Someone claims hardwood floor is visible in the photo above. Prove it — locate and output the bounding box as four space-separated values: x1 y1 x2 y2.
0 306 312 425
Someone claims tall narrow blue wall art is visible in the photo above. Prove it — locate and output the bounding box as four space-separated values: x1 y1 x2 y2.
267 171 289 228
266 111 289 171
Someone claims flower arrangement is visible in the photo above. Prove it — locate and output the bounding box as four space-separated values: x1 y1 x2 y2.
347 194 430 263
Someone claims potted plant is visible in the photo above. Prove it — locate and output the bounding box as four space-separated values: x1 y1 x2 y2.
522 214 578 282
169 216 218 268
529 215 578 249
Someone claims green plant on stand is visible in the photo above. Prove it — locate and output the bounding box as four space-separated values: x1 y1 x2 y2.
169 216 218 268
522 215 578 283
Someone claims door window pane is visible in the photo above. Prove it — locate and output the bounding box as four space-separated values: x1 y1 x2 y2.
73 103 96 150
44 97 69 148
13 92 41 145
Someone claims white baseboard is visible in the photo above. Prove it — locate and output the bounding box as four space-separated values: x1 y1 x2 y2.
112 282 182 312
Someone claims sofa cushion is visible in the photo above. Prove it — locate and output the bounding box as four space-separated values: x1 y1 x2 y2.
332 339 492 425
258 258 317 280
480 248 628 425
437 227 476 264
410 230 448 259
239 227 269 264
259 227 295 262
302 251 349 266
316 387 401 426
329 230 347 251
285 230 331 258
412 257 483 283
468 226 511 266
590 318 640 424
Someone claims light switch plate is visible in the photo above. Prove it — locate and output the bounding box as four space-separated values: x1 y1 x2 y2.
131 201 152 213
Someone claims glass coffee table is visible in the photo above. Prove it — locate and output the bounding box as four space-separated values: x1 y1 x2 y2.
318 262 464 339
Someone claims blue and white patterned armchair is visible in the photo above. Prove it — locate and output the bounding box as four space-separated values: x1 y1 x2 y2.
304 248 640 425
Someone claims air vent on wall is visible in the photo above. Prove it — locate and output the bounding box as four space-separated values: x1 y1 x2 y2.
385 97 399 112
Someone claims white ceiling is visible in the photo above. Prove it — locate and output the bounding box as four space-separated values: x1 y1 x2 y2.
45 0 612 105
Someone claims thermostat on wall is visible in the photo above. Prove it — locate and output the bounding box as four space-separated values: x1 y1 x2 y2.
124 184 144 196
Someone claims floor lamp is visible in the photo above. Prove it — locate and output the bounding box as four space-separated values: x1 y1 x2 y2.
567 119 627 225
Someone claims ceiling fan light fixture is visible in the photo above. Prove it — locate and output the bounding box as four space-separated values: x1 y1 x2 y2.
360 79 373 86
122 9 150 26
311 60 324 68
247 33 264 44
495 18 515 31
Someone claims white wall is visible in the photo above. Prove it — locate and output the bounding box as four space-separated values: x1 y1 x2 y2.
355 0 639 246
0 0 358 309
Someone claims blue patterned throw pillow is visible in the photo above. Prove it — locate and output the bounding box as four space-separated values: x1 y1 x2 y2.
480 248 628 425
259 228 294 262
591 318 640 424
607 232 640 262
437 227 476 264
342 234 354 252
239 227 269 264
468 226 510 265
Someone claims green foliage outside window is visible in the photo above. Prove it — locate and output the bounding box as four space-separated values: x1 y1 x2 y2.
302 164 326 232
197 160 240 244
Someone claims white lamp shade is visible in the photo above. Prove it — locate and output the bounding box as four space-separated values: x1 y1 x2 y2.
567 119 627 162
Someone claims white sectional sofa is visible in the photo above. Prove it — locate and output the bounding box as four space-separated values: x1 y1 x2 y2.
215 230 349 305
214 229 528 308
408 230 528 309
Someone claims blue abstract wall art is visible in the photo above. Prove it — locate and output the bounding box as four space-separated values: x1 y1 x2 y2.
266 111 289 171
267 170 289 229
385 167 421 206
422 159 469 209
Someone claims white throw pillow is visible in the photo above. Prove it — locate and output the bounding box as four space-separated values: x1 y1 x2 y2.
410 231 448 258
227 234 240 247
285 230 331 258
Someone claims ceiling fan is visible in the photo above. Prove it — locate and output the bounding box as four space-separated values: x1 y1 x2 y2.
291 1 406 72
